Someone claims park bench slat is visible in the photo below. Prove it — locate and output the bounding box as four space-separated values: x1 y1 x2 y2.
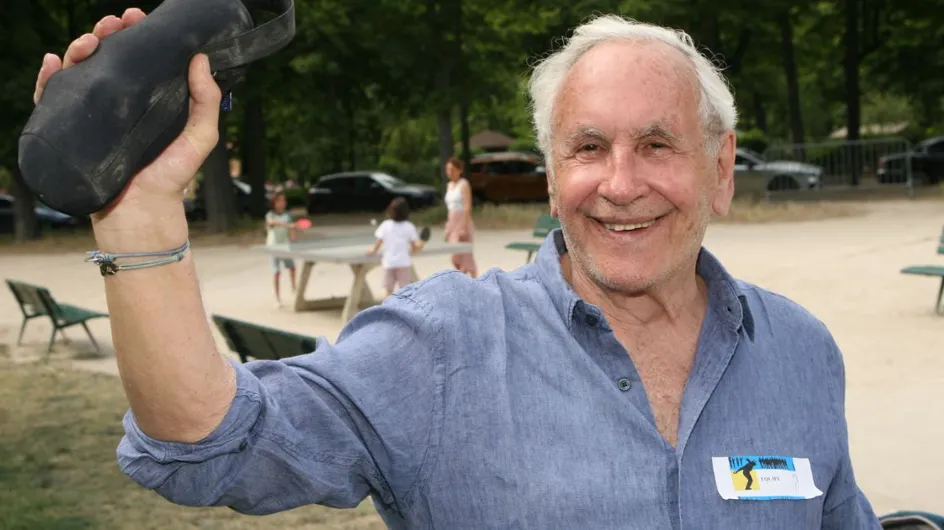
57 303 108 325
506 215 560 264
212 314 318 363
899 225 944 315
901 265 944 277
504 242 542 251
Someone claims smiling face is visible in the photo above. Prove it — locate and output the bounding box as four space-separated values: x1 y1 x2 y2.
549 39 736 294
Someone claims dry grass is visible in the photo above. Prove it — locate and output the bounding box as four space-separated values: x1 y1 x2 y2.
716 197 864 224
1 189 925 254
0 209 395 256
0 357 384 530
0 218 267 256
412 198 865 230
412 203 551 230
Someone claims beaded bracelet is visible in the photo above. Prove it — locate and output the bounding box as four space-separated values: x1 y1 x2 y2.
85 240 191 276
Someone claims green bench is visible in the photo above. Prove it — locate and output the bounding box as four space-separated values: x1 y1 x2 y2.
900 226 944 315
505 215 561 263
5 279 109 354
211 314 319 363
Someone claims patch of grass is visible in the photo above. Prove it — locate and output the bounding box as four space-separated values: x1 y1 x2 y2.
413 203 550 230
717 198 864 224
0 359 385 530
412 198 863 231
0 217 268 256
0 210 394 255
0 191 893 254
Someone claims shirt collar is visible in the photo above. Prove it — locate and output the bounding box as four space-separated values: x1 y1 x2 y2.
533 228 753 338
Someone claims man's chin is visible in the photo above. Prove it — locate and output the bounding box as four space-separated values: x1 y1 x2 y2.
588 267 658 294
574 253 661 294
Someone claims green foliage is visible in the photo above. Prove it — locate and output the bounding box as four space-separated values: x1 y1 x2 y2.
282 187 308 209
737 128 771 153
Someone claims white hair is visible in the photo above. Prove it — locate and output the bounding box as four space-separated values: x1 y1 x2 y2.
528 15 738 164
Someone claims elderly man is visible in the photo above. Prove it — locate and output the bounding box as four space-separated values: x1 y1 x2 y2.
34 10 879 529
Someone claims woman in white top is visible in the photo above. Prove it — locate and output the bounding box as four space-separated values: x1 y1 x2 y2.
443 157 477 277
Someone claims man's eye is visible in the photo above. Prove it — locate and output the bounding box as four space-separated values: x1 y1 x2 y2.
649 142 668 150
579 144 600 152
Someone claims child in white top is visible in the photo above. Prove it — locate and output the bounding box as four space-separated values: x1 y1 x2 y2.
368 197 425 296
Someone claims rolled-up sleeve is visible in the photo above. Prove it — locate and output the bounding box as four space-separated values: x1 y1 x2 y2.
116 290 445 516
819 328 881 529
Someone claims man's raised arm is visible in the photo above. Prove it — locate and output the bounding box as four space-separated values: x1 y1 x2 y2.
34 9 235 443
32 13 444 517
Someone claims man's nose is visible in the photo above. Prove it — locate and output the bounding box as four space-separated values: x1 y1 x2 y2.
598 147 648 205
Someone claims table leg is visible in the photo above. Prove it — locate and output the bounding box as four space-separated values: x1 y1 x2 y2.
294 261 315 312
355 263 378 306
342 263 375 323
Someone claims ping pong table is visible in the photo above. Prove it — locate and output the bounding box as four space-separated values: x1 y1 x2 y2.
254 233 472 323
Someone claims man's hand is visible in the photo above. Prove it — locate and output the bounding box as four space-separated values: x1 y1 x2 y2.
34 8 222 250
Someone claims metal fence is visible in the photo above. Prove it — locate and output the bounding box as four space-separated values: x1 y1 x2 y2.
758 137 916 199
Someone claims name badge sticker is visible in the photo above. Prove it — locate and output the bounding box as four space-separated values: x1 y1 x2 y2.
712 456 823 501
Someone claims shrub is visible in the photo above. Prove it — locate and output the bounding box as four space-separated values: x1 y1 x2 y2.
737 128 771 153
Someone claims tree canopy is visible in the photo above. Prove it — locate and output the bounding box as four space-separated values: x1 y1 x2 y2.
2 0 941 239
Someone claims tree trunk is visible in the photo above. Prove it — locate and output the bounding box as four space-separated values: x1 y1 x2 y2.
459 99 472 179
778 11 806 160
203 119 237 233
10 166 39 242
242 84 267 218
329 84 344 173
66 0 76 41
437 108 454 188
454 0 471 179
843 0 862 185
346 103 356 171
753 92 768 134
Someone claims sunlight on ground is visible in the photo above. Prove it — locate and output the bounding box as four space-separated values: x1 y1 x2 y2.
3 192 939 254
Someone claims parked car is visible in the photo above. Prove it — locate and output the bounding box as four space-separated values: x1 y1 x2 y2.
0 193 84 234
467 151 548 203
877 136 944 185
307 171 438 214
734 148 822 192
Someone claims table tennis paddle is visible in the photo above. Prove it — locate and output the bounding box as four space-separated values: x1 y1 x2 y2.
295 218 312 229
419 226 431 242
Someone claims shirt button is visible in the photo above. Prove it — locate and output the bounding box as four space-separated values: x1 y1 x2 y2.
585 314 599 326
617 378 632 391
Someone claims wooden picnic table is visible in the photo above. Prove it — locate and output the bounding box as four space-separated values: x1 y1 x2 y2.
254 234 472 324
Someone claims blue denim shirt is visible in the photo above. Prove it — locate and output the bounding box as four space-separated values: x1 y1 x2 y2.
117 230 880 529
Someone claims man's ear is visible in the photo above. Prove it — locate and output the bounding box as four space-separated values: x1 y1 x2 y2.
711 130 737 217
547 172 558 217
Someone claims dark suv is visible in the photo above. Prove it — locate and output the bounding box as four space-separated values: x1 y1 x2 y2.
877 136 944 185
306 171 438 214
467 152 548 203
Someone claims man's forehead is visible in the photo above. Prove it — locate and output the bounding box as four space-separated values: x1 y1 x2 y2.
553 39 698 137
577 39 689 73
